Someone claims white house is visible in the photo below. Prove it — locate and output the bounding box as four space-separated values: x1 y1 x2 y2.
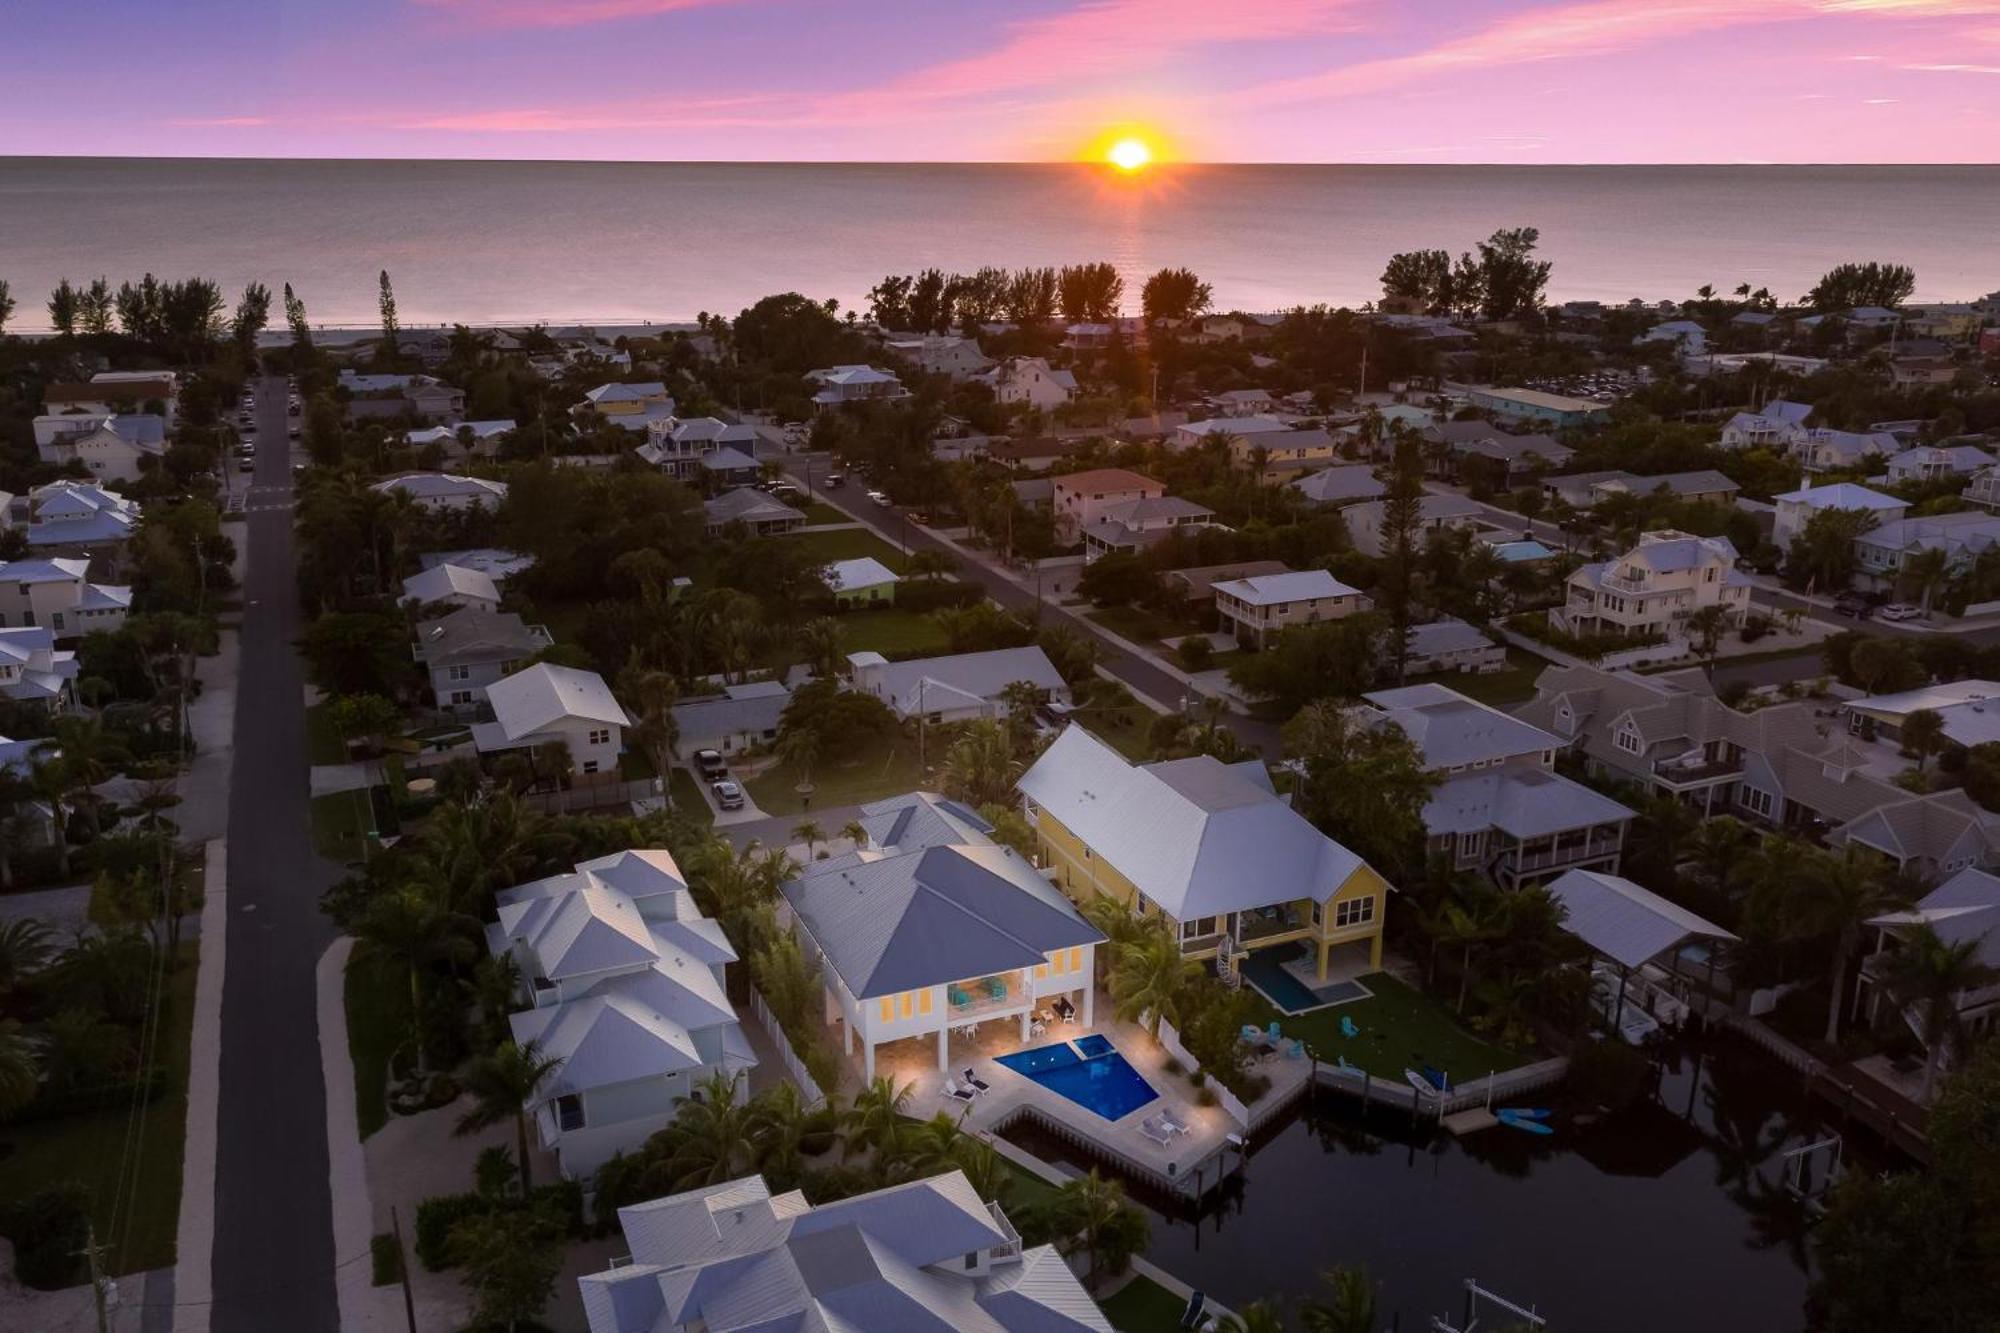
637 416 762 478
1638 320 1708 356
400 562 501 611
882 333 994 380
1719 400 1814 450
847 647 1067 723
414 608 553 711
670 680 790 758
1171 413 1298 452
371 473 509 513
1080 495 1216 562
1859 867 2000 1059
0 558 131 637
577 1170 1110 1333
1289 464 1386 507
1049 468 1164 541
1213 569 1370 648
488 849 754 1179
1795 428 1904 474
405 420 515 466
1404 618 1507 675
1559 530 1750 640
9 483 141 551
475 662 630 777
1853 513 2000 592
1345 493 1486 558
807 364 907 408
1885 443 1996 486
1771 482 1907 548
980 357 1079 411
0 626 80 706
783 792 1103 1081
33 414 167 484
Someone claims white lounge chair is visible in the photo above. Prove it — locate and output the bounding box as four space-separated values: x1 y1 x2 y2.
945 1077 977 1104
1160 1110 1192 1137
1138 1116 1174 1147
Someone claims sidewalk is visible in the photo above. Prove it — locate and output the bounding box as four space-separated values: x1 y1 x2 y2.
171 840 228 1333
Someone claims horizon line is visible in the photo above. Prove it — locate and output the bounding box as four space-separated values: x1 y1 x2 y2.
4 153 1999 169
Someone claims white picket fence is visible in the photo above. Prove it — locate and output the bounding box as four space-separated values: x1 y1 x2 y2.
746 985 826 1109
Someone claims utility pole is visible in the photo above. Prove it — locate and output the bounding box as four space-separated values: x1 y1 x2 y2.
76 1222 113 1333
391 1205 419 1333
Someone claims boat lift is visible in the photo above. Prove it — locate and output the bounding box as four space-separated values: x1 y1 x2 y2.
1430 1278 1548 1332
1783 1136 1845 1213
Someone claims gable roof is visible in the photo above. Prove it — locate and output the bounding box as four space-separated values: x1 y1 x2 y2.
487 663 630 739
1050 468 1161 496
1018 725 1374 918
414 608 546 666
1547 869 1736 970
1361 683 1560 768
1289 465 1386 505
826 557 900 593
704 488 803 527
1212 569 1361 606
401 562 500 605
1773 481 1904 511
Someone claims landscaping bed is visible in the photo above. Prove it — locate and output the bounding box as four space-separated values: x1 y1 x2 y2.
1098 1275 1192 1333
345 941 411 1140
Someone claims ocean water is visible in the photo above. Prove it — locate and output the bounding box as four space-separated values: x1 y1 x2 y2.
2 158 1997 331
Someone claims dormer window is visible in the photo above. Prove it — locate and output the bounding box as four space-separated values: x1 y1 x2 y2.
1616 728 1642 755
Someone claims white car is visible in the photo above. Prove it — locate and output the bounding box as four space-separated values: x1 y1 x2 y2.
868 489 891 506
1878 603 1923 621
711 779 745 811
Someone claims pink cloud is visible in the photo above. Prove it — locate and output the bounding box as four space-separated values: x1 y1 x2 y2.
402 95 796 130
412 0 736 29
168 116 273 127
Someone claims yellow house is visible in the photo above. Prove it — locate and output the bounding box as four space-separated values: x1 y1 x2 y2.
1017 725 1389 982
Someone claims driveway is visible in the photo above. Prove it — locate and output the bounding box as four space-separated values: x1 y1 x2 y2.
209 375 340 1332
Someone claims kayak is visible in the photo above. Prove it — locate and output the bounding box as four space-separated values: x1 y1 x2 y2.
1497 1109 1555 1136
1497 1107 1551 1121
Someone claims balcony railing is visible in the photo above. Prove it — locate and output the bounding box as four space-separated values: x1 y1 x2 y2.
1502 835 1624 875
945 975 1024 1017
1238 909 1307 943
1652 754 1743 786
987 1200 1023 1262
1180 932 1228 956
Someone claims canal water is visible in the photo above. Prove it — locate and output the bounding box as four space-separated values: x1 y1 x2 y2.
1007 1035 1850 1331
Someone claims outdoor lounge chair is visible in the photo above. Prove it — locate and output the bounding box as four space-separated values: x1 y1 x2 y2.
1139 1116 1175 1147
945 1077 976 1104
1181 1291 1208 1328
1239 1024 1264 1045
1340 1015 1360 1040
1161 1109 1192 1136
948 985 971 1008
986 976 1008 999
963 1067 992 1093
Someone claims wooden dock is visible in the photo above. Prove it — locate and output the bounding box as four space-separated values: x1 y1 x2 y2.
1443 1108 1498 1136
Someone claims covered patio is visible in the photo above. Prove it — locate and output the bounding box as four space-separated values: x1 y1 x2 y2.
1547 868 1736 1043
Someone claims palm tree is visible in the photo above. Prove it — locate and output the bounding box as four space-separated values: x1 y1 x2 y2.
746 1082 837 1182
353 886 476 1070
796 616 845 682
842 1075 911 1164
791 820 825 859
906 549 956 581
939 720 1021 807
1108 923 1199 1039
0 917 53 996
777 726 820 793
1440 891 1505 1013
617 664 680 788
1298 1266 1377 1333
1216 1302 1286 1333
663 1072 760 1189
1686 604 1731 677
840 819 868 850
1785 847 1910 1045
1901 546 1951 616
1051 1170 1148 1283
1686 816 1755 902
890 1112 965 1182
0 1019 41 1116
28 757 76 880
455 1039 562 1196
1878 923 1996 1100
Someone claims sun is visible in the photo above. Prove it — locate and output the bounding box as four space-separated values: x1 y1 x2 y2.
1106 137 1153 172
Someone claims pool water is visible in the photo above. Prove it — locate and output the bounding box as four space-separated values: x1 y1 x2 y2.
996 1037 1158 1121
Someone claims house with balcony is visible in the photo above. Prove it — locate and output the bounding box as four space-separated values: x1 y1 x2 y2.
1885 442 1996 486
576 1170 1107 1333
1795 428 1905 474
33 414 166 484
807 364 908 409
1213 569 1369 649
473 662 629 777
1356 684 1634 889
1018 725 1389 983
1080 495 1218 561
0 558 130 638
414 607 554 711
0 627 81 707
1852 512 2000 593
1771 482 1907 548
882 332 994 381
575 381 676 432
635 415 762 478
1345 493 1486 558
1050 468 1164 542
782 793 1103 1082
9 482 141 553
1857 867 2000 1064
1557 531 1749 641
44 373 179 428
487 849 753 1179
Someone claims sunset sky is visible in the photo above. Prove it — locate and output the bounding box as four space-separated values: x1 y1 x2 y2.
7 0 2000 162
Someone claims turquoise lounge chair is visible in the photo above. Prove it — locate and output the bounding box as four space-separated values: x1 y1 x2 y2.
1240 1024 1263 1044
1265 1021 1282 1045
1340 1015 1361 1040
985 976 1007 999
948 984 971 1008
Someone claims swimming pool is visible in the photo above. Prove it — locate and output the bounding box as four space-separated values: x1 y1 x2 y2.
996 1037 1158 1121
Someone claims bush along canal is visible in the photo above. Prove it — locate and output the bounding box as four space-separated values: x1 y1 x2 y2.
1004 1033 1878 1331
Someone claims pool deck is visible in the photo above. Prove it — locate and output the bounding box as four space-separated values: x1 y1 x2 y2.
859 1000 1314 1196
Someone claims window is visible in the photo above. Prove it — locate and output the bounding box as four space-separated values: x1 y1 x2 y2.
880 997 894 1023
964 1252 980 1270
900 992 914 1020
555 1094 585 1131
588 728 611 746
1311 901 1323 927
1036 962 1048 979
449 690 473 706
918 989 932 1016
582 760 599 775
1068 947 1082 972
51 613 63 632
448 665 471 681
1741 787 1774 818
1616 728 1642 755
1335 896 1376 929
1050 950 1066 975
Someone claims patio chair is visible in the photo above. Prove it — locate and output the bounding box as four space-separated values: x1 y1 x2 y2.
1029 1021 1047 1038
1339 1015 1361 1040
948 985 971 1009
1239 1024 1264 1045
985 976 1008 1000
1161 1109 1192 1137
1139 1116 1175 1148
963 1067 992 1093
944 1077 976 1104
1265 1020 1283 1045
1180 1291 1208 1329
1336 1054 1356 1072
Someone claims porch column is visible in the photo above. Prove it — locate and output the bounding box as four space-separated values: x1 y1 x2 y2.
1082 984 1094 1028
1368 930 1383 969
937 1024 950 1072
1317 937 1331 982
864 1040 876 1083
1021 1009 1032 1041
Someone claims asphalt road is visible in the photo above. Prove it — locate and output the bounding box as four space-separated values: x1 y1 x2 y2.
210 377 341 1331
781 456 1286 755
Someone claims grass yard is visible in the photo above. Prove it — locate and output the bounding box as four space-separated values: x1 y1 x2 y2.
1099 1275 1192 1333
836 607 952 658
1406 648 1545 708
995 1157 1063 1214
799 500 850 525
311 787 377 862
305 702 348 765
345 942 411 1140
785 527 909 570
0 942 199 1276
1085 604 1200 647
1244 970 1525 1084
1065 687 1156 763
667 767 716 826
743 734 930 816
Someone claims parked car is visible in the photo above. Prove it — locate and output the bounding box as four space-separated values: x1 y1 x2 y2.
711 779 745 811
868 489 891 506
1833 594 1872 619
237 457 254 473
693 748 727 780
821 473 845 489
767 483 801 501
288 424 301 438
1878 603 1923 621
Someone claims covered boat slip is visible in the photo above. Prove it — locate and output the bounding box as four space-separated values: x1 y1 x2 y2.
1546 869 1737 1039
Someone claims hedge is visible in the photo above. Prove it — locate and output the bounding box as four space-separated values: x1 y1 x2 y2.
10 1068 171 1125
414 1180 586 1271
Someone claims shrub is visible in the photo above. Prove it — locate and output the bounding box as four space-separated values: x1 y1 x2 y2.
414 1191 488 1271
1739 613 1771 643
1175 636 1215 672
2 1184 91 1290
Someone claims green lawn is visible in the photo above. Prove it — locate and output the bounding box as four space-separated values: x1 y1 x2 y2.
743 734 930 816
785 527 909 570
1406 648 1545 708
667 767 716 826
1086 604 1200 646
0 942 198 1276
311 788 377 862
836 608 952 658
1099 1275 1192 1333
305 703 348 765
799 500 850 525
1065 688 1156 763
1244 970 1526 1084
996 1158 1063 1214
345 942 410 1140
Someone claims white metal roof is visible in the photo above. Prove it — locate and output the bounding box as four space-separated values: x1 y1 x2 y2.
487 663 630 740
826 557 900 593
400 562 500 605
1546 869 1736 970
1211 568 1359 606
